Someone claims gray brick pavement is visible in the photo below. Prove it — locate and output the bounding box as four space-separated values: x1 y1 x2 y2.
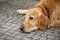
0 0 60 40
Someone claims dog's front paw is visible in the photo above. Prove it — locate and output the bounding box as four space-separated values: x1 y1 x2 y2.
48 23 55 28
16 9 29 14
17 10 23 14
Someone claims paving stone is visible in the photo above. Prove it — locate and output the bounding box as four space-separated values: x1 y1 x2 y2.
0 21 6 25
7 29 15 33
20 37 32 40
17 33 26 36
4 26 13 30
44 31 51 35
10 33 17 37
32 34 41 39
55 37 59 40
51 33 59 37
14 34 22 39
0 38 8 40
46 30 54 33
5 31 12 35
1 35 8 38
10 24 17 27
2 28 8 32
11 27 18 31
7 36 14 40
1 25 8 28
0 33 2 36
47 38 55 40
38 31 44 34
10 31 20 37
0 38 4 40
53 31 59 34
25 33 34 37
35 32 41 36
5 22 12 26
41 34 47 37
32 38 39 40
0 29 7 34
39 37 46 40
12 38 19 40
47 35 55 39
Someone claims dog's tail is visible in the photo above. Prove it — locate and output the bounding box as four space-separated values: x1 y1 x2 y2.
17 9 29 14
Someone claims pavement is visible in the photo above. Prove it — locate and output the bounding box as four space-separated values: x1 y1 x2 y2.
0 0 60 40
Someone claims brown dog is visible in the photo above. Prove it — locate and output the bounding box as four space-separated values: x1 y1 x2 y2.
17 0 60 32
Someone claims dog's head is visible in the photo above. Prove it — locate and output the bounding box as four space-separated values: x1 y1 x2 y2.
20 8 50 33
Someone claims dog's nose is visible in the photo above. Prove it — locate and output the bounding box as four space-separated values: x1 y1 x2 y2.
20 24 30 33
20 24 25 32
20 27 24 31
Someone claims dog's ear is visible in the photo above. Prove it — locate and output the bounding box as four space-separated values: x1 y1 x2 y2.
39 25 47 31
38 14 50 31
37 7 48 18
35 3 49 17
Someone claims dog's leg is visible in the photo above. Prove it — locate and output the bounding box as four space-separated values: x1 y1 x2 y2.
17 9 30 14
54 20 60 27
49 13 57 27
49 12 60 28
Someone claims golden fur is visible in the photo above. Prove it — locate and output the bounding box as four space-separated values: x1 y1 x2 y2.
17 0 60 32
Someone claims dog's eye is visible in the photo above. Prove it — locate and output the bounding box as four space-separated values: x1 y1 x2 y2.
30 17 33 20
